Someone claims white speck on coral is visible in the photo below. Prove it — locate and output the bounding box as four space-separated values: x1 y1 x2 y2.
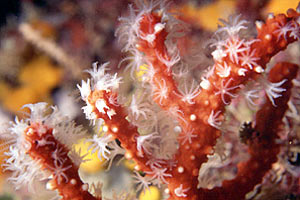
112 127 118 133
190 114 196 121
102 125 108 132
82 183 89 191
173 125 182 133
70 179 77 185
177 166 184 173
265 34 272 40
254 66 264 73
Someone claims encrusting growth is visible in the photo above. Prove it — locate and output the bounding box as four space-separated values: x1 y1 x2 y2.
2 1 300 200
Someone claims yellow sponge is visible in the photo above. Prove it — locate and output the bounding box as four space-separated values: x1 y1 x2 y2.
139 186 161 200
266 0 299 15
74 139 106 173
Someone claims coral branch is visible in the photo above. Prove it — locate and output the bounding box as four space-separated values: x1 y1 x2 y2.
115 2 300 200
198 62 299 200
3 1 300 200
3 103 100 200
25 123 99 200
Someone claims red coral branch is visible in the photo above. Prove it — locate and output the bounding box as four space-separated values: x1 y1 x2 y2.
87 89 153 172
25 122 100 200
121 3 300 200
198 62 299 200
4 2 300 200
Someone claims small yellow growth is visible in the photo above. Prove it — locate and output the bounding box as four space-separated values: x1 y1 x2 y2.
0 56 62 114
139 186 161 200
175 0 235 31
19 56 62 96
123 159 137 171
74 139 106 173
0 84 39 114
135 64 149 81
265 0 299 15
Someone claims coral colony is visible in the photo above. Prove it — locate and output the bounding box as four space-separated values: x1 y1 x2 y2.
2 1 300 200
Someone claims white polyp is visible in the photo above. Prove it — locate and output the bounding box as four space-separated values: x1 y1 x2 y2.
95 99 109 114
212 48 226 62
238 68 247 76
200 78 210 90
154 23 165 33
190 114 197 121
107 109 116 119
174 184 189 197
